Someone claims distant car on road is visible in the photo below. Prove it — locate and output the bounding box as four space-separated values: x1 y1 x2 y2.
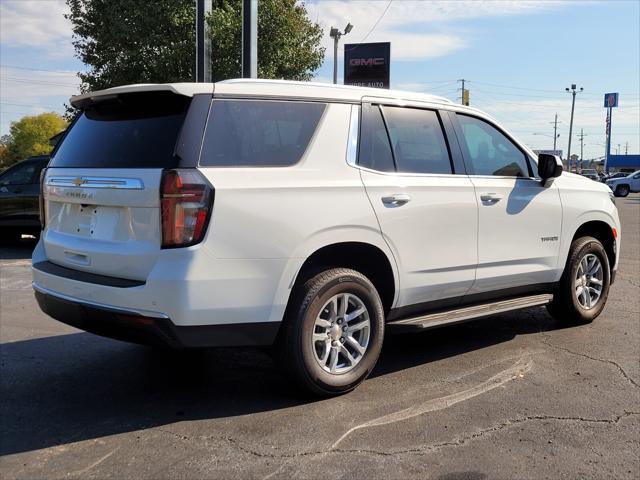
0 155 49 241
580 169 599 181
606 170 640 197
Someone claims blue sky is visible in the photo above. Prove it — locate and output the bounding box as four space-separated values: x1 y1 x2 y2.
1 0 638 159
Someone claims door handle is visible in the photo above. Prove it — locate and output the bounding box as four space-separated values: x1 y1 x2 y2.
381 194 411 207
480 193 503 204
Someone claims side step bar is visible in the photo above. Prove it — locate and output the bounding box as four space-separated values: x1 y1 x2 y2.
387 294 553 331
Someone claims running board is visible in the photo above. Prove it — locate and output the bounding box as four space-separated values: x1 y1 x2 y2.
387 294 553 330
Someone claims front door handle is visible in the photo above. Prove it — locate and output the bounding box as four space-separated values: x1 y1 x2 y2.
381 194 411 207
480 193 503 204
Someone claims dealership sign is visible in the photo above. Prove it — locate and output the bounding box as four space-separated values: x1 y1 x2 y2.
344 42 390 89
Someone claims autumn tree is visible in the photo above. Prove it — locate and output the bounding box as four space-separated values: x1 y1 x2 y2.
0 113 67 167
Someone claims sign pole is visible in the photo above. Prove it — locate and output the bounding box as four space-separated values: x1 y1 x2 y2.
241 0 258 78
603 92 619 173
605 106 612 173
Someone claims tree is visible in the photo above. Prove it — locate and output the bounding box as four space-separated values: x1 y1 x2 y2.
208 0 324 81
0 113 68 167
66 0 324 92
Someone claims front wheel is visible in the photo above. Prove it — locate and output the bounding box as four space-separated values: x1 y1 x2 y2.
614 184 630 197
277 268 385 396
547 236 610 324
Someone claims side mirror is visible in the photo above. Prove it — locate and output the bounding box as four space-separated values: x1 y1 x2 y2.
538 154 563 184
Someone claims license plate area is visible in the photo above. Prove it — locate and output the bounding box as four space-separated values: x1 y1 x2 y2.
62 203 122 239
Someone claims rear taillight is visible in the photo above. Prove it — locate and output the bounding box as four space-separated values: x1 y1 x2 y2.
39 168 47 230
160 169 213 248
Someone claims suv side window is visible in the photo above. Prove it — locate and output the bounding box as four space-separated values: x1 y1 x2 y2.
457 114 530 177
382 106 452 174
358 104 395 172
200 99 326 167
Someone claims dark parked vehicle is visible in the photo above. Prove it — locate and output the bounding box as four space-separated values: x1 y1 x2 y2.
0 155 49 241
602 172 628 182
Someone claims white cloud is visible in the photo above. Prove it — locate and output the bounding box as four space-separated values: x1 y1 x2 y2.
0 0 73 56
306 0 568 61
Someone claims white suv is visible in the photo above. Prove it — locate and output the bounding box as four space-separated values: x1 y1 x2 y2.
33 80 620 395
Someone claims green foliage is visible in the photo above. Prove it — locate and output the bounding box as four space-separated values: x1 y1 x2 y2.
0 113 68 167
66 0 325 92
209 0 324 81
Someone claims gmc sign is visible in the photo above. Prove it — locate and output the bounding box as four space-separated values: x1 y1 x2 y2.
344 42 390 89
349 58 385 66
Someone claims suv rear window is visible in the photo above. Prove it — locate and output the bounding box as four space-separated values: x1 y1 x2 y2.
50 91 190 168
200 99 326 167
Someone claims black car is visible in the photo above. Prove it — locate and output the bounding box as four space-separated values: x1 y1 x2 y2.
0 155 49 241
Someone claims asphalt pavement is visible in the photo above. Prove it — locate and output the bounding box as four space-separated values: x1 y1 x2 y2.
1 194 639 480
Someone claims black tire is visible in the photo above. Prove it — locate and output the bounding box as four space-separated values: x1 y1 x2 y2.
547 236 610 325
277 268 385 396
614 184 630 197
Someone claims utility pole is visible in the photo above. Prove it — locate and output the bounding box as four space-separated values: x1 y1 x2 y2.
565 84 583 171
458 79 469 106
577 128 587 172
241 0 258 78
550 113 561 151
195 0 212 82
625 141 628 155
329 23 353 84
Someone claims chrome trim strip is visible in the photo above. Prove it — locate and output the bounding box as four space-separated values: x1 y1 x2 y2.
346 105 360 167
389 294 553 329
356 165 469 178
32 282 169 319
46 176 144 190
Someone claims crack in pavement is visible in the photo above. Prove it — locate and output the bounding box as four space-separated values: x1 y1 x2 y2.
226 411 640 480
541 337 640 388
330 357 532 449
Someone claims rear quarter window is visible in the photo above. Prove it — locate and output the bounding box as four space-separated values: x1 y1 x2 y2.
199 99 326 167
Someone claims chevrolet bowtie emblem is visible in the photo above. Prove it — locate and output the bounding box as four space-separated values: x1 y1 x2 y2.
72 177 86 187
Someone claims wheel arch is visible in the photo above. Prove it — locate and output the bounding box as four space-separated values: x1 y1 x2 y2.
570 219 617 273
287 241 398 316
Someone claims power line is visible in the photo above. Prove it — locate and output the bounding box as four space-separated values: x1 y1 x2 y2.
0 101 64 109
0 76 79 88
0 64 78 74
357 0 393 43
469 80 640 98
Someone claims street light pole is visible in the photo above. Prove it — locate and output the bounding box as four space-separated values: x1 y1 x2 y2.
565 84 583 171
329 23 353 84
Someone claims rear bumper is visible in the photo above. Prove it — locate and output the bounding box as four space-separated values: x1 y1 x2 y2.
34 284 280 348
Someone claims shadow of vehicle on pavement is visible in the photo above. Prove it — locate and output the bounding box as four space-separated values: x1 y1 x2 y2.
0 306 570 456
0 236 37 260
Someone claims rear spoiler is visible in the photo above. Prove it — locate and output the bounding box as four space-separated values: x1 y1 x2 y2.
70 83 214 109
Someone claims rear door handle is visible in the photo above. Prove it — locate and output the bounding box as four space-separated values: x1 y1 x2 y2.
381 194 411 207
480 193 503 204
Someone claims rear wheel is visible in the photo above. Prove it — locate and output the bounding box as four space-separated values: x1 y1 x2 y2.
614 184 630 197
278 268 385 396
547 236 610 324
